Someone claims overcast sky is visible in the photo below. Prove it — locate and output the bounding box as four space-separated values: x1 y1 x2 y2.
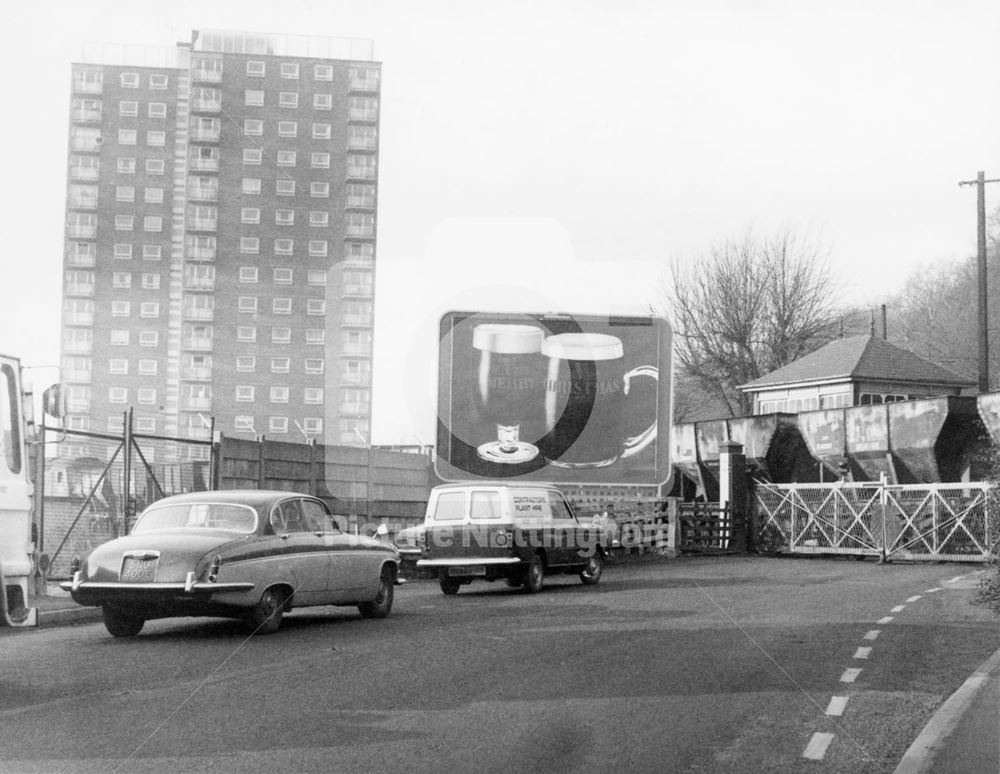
2 0 998 444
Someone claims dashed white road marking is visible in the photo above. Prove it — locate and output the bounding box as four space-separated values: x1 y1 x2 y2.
840 668 862 683
890 605 906 613
853 646 872 659
878 616 894 624
825 696 849 716
906 595 922 603
947 576 965 583
863 630 881 640
803 732 835 760
925 587 942 593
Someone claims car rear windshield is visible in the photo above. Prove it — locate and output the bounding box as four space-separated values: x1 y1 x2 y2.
133 503 258 534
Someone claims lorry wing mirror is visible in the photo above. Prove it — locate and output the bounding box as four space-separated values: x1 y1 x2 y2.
43 384 66 419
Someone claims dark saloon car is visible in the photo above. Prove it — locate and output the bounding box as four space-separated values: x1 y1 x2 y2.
61 490 400 637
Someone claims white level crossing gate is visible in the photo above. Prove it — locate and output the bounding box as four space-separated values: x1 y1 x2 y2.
753 481 993 562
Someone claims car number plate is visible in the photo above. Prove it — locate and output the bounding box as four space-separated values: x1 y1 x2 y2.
120 558 157 582
448 566 486 577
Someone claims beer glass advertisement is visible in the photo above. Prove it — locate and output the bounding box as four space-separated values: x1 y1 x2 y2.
436 311 673 485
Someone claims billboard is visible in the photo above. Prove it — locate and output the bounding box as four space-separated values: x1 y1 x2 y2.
435 311 673 485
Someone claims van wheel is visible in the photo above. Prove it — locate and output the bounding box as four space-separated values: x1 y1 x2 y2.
359 565 395 619
244 587 287 634
103 606 145 638
440 575 461 595
580 552 603 585
524 553 544 594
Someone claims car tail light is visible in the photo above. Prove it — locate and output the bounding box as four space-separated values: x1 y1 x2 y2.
208 554 222 582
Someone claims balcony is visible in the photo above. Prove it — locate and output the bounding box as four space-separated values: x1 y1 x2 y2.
349 77 379 92
343 254 374 268
182 396 213 411
68 193 98 210
182 366 212 381
63 368 91 383
339 372 371 387
187 185 218 201
72 79 102 94
348 135 377 151
184 276 215 291
346 166 376 180
66 399 91 413
191 67 223 83
340 345 372 357
187 217 217 232
66 224 96 239
339 402 371 415
183 337 213 351
189 157 219 172
190 126 221 142
342 313 373 327
346 193 375 208
191 97 222 112
70 137 102 152
346 226 374 238
348 108 378 122
63 340 93 355
342 284 372 297
186 246 216 261
69 167 99 181
65 253 95 268
64 310 94 326
184 426 213 441
183 307 214 321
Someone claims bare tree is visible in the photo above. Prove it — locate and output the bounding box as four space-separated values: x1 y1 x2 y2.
667 229 842 417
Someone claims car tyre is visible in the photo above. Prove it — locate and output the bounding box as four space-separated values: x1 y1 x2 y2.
245 586 287 634
359 566 395 619
103 606 145 638
439 574 461 595
580 552 604 585
523 553 544 594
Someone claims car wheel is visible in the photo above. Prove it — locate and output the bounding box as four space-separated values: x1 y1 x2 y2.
580 552 604 585
439 574 461 595
102 606 145 638
245 587 287 634
359 566 395 619
523 553 544 594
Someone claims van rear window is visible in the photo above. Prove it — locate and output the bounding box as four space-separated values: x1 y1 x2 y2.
432 492 466 521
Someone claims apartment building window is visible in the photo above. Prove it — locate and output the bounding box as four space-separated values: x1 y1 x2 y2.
138 360 158 375
347 213 374 237
348 155 376 179
142 245 162 260
349 125 376 149
303 418 324 435
144 187 164 203
113 243 133 260
235 416 255 432
276 179 295 196
242 178 262 195
109 387 129 404
307 270 327 286
146 130 166 147
191 146 219 171
135 417 156 433
246 60 265 77
238 296 258 313
146 159 165 175
236 356 256 372
148 102 167 118
349 96 378 121
115 215 134 232
310 181 329 198
304 388 323 404
274 238 293 255
116 186 135 203
304 358 324 374
63 328 93 352
244 119 263 136
305 329 325 344
276 150 296 167
280 63 299 79
310 152 330 169
273 298 292 315
67 243 96 266
278 92 298 108
140 302 160 318
347 183 376 207
243 148 262 165
110 330 130 346
238 266 259 283
117 158 136 174
143 216 163 232
313 93 332 110
64 269 95 296
111 301 130 317
237 327 257 343
119 100 139 116
312 122 331 139
278 121 297 137
149 73 168 89
346 242 374 263
141 273 161 290
271 328 291 344
308 240 328 257
137 388 156 405
241 208 261 224
274 268 293 284
309 211 329 227
313 64 333 81
269 417 288 433
236 386 255 402
271 357 290 373
245 89 264 106
275 209 295 226
269 386 290 403
118 129 137 145
240 237 260 254
108 359 129 375
306 299 326 316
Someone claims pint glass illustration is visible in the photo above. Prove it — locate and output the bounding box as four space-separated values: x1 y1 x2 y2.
541 332 658 468
471 323 546 464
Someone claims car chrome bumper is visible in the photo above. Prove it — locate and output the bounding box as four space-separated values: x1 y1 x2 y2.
60 571 255 595
416 557 522 568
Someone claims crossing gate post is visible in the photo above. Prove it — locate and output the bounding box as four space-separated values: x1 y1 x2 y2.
719 441 747 551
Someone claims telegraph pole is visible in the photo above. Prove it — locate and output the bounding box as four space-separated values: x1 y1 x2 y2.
959 171 1000 392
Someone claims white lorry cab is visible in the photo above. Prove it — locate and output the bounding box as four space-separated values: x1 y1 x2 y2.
0 354 39 627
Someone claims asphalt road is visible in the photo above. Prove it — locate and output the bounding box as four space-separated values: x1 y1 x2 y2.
0 556 996 774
